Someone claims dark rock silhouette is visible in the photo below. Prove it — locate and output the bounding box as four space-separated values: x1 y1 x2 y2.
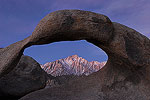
0 10 149 100
0 55 47 99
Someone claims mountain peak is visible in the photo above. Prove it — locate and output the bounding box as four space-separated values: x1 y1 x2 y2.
41 55 106 76
71 55 78 57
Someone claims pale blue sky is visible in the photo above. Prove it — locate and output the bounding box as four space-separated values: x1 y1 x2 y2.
0 0 150 64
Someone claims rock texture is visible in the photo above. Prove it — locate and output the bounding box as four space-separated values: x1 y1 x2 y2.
0 55 47 99
41 55 106 76
0 10 150 100
45 74 79 88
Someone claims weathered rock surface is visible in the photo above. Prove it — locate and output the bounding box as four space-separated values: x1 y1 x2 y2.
0 10 150 100
41 55 106 76
0 55 47 99
45 74 80 88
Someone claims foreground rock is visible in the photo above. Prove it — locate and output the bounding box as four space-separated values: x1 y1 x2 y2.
41 55 106 76
45 74 80 88
0 55 47 99
0 10 149 100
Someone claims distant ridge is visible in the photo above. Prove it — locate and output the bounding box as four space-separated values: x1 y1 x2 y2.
41 55 106 76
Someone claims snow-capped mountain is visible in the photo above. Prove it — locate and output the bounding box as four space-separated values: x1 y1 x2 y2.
41 55 106 76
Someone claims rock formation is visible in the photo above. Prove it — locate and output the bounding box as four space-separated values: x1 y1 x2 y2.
41 55 106 76
0 10 150 100
45 74 80 88
0 55 47 99
0 10 113 78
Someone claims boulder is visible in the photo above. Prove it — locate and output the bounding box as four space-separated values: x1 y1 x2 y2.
0 55 47 99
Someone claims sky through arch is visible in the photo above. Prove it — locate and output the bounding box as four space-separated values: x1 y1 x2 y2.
24 40 108 64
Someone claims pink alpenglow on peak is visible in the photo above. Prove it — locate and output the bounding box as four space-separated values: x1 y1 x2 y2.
41 55 106 76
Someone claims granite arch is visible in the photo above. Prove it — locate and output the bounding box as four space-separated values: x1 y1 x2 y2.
0 10 150 100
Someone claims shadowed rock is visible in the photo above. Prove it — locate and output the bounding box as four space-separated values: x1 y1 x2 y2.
0 55 47 99
0 38 30 78
0 10 150 100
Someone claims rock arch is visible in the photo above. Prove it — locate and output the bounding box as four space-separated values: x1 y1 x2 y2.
0 10 150 99
0 10 114 77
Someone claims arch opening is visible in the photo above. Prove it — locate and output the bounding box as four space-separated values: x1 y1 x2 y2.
24 40 108 64
24 40 108 76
